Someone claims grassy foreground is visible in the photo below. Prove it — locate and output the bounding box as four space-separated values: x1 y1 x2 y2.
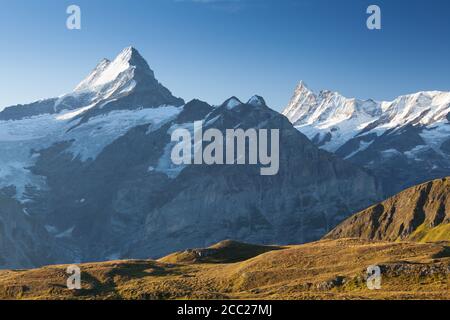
0 239 448 300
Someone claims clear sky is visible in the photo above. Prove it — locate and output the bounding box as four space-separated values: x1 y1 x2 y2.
0 0 449 111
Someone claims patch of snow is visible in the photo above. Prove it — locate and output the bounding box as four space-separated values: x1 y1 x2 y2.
404 145 431 160
420 121 450 158
225 98 242 110
247 95 265 106
55 226 75 239
204 115 221 127
381 149 402 159
45 225 58 234
155 122 194 179
0 104 181 201
65 105 181 161
344 140 373 160
56 103 97 121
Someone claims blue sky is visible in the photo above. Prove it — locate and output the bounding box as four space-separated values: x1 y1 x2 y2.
0 0 449 111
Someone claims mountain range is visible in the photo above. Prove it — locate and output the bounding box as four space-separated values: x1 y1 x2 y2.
0 47 382 269
0 47 448 298
283 82 450 196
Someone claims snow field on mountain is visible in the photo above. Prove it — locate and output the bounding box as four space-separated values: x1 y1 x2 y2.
0 105 181 201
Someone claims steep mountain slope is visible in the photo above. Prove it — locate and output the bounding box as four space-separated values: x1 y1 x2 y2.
325 177 450 242
0 239 448 300
0 48 382 268
283 82 450 196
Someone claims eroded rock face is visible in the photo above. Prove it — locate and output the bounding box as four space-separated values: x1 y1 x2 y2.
325 177 450 242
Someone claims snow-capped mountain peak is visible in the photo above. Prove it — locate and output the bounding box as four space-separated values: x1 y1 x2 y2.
0 47 183 122
283 81 318 124
74 46 154 93
247 95 266 107
296 80 309 92
380 91 450 126
223 97 243 109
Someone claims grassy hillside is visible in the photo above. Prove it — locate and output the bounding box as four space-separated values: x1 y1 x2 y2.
409 223 450 243
159 240 283 264
326 178 450 242
0 239 448 300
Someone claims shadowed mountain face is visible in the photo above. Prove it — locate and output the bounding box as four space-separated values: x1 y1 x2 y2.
0 48 382 268
325 177 450 242
283 82 450 197
0 191 55 268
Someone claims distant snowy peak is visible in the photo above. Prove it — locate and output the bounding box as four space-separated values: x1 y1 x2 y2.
380 91 450 126
223 97 243 109
283 81 382 127
247 95 266 107
283 82 450 152
282 81 318 124
221 95 268 110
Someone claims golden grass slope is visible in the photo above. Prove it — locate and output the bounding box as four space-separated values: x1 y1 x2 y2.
325 177 450 242
0 239 448 300
159 240 283 264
